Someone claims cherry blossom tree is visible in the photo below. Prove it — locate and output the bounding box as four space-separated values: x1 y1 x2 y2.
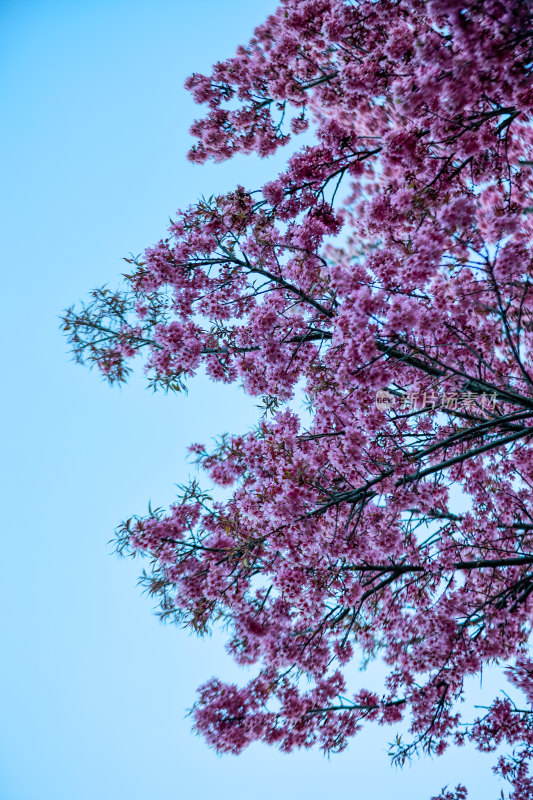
63 1 533 796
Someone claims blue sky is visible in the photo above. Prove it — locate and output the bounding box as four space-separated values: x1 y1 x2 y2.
0 2 501 798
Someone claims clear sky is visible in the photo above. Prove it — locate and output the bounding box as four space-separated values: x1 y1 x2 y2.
0 2 501 798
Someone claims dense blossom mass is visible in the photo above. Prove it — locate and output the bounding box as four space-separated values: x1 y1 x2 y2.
64 1 533 797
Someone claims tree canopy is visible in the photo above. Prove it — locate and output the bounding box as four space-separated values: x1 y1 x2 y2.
63 2 533 797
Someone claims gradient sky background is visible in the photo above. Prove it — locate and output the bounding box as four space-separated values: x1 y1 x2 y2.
0 2 503 798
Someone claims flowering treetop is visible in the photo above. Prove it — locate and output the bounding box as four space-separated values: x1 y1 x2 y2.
63 2 533 797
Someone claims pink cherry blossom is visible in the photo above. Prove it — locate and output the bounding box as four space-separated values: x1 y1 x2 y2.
63 1 533 796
